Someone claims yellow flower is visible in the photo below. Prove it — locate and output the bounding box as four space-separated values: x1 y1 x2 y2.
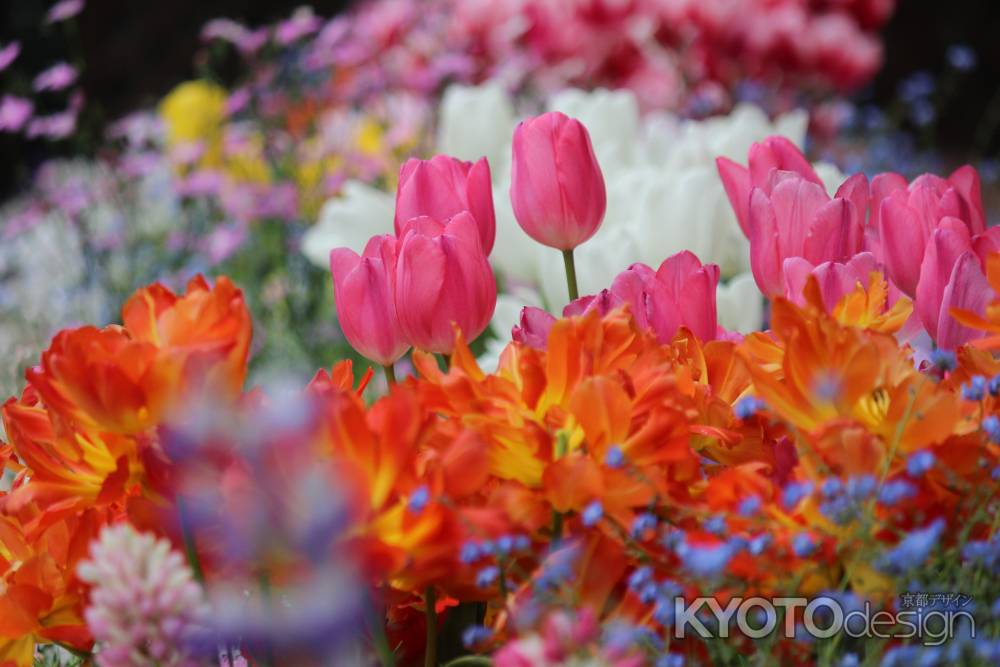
159 80 228 166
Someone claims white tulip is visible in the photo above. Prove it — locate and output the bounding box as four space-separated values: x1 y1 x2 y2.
436 81 516 177
301 180 394 266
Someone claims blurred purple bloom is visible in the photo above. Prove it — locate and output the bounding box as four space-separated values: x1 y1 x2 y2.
26 110 77 139
276 6 321 45
202 18 268 55
0 96 33 132
45 0 84 24
203 223 248 265
33 62 78 92
0 41 20 72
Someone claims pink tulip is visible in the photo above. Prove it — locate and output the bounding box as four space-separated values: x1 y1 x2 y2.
329 235 410 366
394 155 496 255
745 174 866 297
914 221 1000 349
395 212 496 353
782 252 878 310
512 306 556 349
716 136 827 238
876 166 985 297
509 111 606 250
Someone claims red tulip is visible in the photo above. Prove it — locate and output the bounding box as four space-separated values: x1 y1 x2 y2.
329 235 410 366
393 155 496 255
395 212 497 353
509 111 606 250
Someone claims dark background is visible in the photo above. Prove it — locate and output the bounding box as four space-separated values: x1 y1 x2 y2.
1 0 998 199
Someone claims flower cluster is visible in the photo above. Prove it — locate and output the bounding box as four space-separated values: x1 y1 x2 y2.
4 99 998 667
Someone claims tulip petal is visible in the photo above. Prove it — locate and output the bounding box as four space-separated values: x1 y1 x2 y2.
716 156 752 238
878 196 926 297
915 218 973 341
937 251 993 349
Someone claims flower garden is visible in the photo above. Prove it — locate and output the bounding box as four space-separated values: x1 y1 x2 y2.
1 1 999 666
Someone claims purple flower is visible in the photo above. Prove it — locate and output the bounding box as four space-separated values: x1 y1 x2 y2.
33 62 78 92
0 96 33 132
45 0 85 24
26 110 77 139
0 41 20 72
275 6 322 45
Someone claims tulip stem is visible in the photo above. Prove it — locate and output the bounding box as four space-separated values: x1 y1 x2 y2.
562 249 579 302
383 363 397 385
424 586 438 667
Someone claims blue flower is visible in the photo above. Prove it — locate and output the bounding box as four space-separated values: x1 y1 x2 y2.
748 534 771 556
581 500 603 527
461 625 493 647
735 396 765 420
676 540 734 578
782 481 813 508
962 375 987 401
476 566 500 588
907 450 935 477
494 535 514 556
878 479 916 507
738 496 761 517
627 566 653 592
605 445 625 468
846 475 876 500
656 655 685 667
929 348 956 372
653 596 676 626
407 486 430 513
459 541 481 564
792 533 816 558
878 519 945 573
988 374 1000 396
946 44 977 71
703 515 727 535
820 477 843 499
631 512 657 539
983 415 1000 444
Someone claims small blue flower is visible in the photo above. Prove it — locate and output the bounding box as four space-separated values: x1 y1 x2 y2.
988 374 1000 396
929 348 956 372
407 485 430 513
820 496 855 525
748 534 771 555
946 44 977 71
494 535 514 556
878 519 945 574
476 565 500 588
478 540 495 556
638 581 660 604
738 496 761 517
581 500 604 527
983 415 1000 444
783 481 813 508
676 540 734 578
839 652 860 667
846 475 876 500
513 534 531 552
605 445 625 468
735 396 765 420
704 515 727 535
461 625 493 647
459 541 481 564
792 533 816 558
907 450 935 477
627 565 653 592
962 375 987 401
878 479 916 507
630 512 657 539
656 655 684 667
821 477 843 499
653 596 676 626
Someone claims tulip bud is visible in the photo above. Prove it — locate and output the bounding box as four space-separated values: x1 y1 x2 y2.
509 111 606 250
329 235 410 366
395 212 497 353
394 155 496 255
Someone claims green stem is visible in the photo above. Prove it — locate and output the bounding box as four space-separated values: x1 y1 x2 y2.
424 587 438 667
176 497 204 584
562 249 579 302
550 511 564 548
365 594 397 667
442 657 493 667
383 363 397 385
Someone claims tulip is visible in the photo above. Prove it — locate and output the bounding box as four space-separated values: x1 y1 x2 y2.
716 136 827 238
510 111 606 302
545 251 720 344
395 212 497 353
914 221 1000 348
782 252 879 310
329 235 410 367
512 307 556 350
744 175 866 297
394 155 496 255
877 167 986 297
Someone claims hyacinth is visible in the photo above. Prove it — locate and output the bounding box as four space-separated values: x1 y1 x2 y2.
77 525 208 667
